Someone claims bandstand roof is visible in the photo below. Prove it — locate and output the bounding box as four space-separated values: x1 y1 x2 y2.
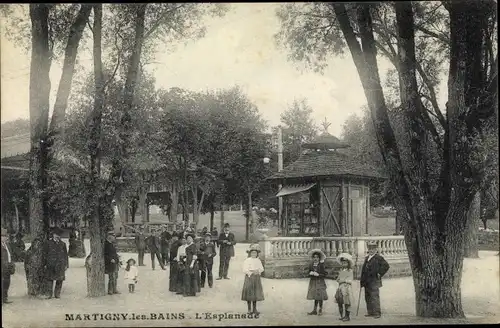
268 150 385 180
302 132 350 150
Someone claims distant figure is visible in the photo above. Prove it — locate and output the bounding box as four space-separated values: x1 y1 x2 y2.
134 226 147 266
122 258 138 293
2 228 15 304
306 249 328 316
168 232 181 292
201 226 208 236
241 244 264 315
160 226 171 267
68 228 85 258
199 233 216 288
360 241 390 319
104 231 120 295
43 227 69 299
10 232 25 262
211 227 219 248
145 231 165 270
217 223 236 280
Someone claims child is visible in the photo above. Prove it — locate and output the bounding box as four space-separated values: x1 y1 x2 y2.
123 258 138 293
306 249 328 316
241 244 264 315
335 253 354 321
199 233 217 288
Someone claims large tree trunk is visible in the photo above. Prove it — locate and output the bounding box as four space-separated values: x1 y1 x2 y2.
464 192 480 258
169 181 179 222
87 3 106 297
27 4 52 297
48 4 92 140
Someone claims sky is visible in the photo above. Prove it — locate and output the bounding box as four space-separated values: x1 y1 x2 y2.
0 3 447 138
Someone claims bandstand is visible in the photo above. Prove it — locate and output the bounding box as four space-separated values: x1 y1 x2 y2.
261 132 410 279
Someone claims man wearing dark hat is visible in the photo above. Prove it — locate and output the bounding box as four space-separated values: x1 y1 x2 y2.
145 230 165 270
199 233 217 288
1 228 15 304
104 231 120 295
360 241 390 319
217 223 236 280
160 225 172 267
134 225 147 266
43 227 69 299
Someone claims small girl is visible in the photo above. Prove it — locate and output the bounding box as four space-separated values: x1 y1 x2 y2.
335 253 354 321
123 258 138 293
241 244 265 315
306 249 328 316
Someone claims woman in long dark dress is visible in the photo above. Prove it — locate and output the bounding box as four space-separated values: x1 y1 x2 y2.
168 232 181 292
182 234 200 297
306 249 328 316
175 235 187 294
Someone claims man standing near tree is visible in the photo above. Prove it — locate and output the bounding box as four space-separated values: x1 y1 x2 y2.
360 241 390 319
43 227 69 299
135 226 147 266
217 223 236 280
145 230 165 270
160 225 171 267
1 228 15 304
104 231 120 295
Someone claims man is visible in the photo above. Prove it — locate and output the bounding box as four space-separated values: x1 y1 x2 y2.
217 223 236 280
134 226 147 266
43 227 69 299
145 230 165 270
104 231 120 295
360 241 390 319
160 226 172 267
201 226 208 236
199 233 217 288
1 228 15 304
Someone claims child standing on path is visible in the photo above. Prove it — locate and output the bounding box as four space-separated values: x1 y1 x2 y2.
123 258 139 293
241 244 265 315
306 249 328 316
335 253 354 321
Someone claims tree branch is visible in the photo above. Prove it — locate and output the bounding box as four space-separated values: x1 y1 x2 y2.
143 4 187 41
415 60 447 128
415 25 450 45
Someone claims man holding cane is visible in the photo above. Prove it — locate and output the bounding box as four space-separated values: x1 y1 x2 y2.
359 241 390 319
216 223 236 280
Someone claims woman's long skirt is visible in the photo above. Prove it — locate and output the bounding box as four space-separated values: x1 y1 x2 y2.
169 261 178 292
241 274 265 301
175 262 185 294
182 263 200 297
306 277 328 300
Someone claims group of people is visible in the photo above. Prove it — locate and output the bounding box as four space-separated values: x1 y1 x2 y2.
306 241 390 320
2 226 70 304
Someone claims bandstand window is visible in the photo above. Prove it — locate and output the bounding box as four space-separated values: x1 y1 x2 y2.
285 189 320 237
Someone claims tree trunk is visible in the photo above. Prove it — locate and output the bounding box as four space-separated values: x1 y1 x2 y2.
138 189 147 222
27 4 52 297
169 181 179 222
87 4 106 297
246 189 252 241
209 205 215 231
192 184 199 225
464 192 480 258
395 209 402 235
220 210 225 231
48 4 92 139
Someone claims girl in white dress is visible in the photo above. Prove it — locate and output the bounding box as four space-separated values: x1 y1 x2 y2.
241 244 265 315
123 258 139 293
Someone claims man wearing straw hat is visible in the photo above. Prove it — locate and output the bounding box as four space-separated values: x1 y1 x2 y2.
1 227 15 304
360 241 390 319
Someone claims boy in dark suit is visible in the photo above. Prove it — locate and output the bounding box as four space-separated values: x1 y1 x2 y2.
360 241 390 319
199 233 217 288
217 223 236 280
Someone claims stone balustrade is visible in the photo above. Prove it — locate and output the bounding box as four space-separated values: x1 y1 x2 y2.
259 235 410 279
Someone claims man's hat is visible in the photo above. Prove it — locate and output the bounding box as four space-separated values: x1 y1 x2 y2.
223 223 230 228
51 227 64 236
366 240 378 248
1 228 8 237
204 232 212 237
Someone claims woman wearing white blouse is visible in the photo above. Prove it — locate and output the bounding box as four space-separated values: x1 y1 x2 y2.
175 236 187 294
241 244 265 315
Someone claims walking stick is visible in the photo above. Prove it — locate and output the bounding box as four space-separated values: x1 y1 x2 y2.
356 286 362 316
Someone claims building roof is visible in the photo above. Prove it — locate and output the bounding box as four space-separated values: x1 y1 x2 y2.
1 134 30 160
268 150 386 180
302 132 350 150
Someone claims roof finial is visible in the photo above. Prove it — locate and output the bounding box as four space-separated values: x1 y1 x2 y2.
321 118 331 133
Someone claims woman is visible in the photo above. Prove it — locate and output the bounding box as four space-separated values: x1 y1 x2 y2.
182 233 201 297
168 232 181 292
175 235 187 295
